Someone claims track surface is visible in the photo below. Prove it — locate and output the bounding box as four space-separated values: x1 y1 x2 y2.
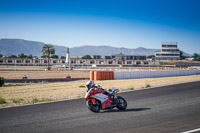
1 81 200 133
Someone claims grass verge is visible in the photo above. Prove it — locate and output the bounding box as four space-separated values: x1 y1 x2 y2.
12 98 24 104
32 98 54 104
0 96 6 104
145 83 151 88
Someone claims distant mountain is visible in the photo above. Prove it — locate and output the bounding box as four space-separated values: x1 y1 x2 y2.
0 39 66 57
69 45 160 57
0 39 191 57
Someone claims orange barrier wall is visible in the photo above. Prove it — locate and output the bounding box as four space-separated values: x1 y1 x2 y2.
90 71 114 81
90 71 94 81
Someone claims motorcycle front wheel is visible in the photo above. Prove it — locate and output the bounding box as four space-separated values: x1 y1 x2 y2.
116 96 127 110
86 99 101 113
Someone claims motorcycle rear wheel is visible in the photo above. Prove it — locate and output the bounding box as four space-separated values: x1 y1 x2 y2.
86 99 101 113
116 96 127 110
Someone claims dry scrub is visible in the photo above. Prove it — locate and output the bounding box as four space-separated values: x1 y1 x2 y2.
0 75 200 107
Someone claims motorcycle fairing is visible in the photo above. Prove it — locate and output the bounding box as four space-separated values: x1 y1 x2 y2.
86 89 113 109
90 94 112 109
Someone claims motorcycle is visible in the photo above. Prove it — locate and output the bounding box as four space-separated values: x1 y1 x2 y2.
85 87 127 113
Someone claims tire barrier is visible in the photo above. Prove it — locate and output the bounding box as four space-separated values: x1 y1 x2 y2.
90 71 114 81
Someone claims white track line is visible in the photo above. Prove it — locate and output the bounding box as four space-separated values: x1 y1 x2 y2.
181 128 200 133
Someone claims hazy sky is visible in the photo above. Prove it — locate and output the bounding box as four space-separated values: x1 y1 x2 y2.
0 0 200 54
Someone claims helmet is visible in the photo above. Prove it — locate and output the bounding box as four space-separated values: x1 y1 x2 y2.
86 81 94 89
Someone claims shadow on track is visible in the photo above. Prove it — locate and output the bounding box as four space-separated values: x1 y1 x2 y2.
101 108 151 113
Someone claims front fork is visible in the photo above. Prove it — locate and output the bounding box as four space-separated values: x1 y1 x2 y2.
110 95 118 105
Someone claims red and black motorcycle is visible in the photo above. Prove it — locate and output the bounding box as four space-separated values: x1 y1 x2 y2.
85 87 127 113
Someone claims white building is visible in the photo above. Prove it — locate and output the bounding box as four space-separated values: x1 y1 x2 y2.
0 55 149 66
155 42 180 60
0 46 148 66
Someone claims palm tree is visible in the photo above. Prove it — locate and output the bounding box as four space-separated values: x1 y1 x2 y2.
42 44 55 67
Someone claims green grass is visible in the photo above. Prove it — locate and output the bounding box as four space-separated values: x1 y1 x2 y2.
0 96 6 104
40 98 53 102
32 98 39 103
32 97 53 104
77 95 82 98
12 98 24 104
129 87 134 90
145 83 151 88
79 85 86 88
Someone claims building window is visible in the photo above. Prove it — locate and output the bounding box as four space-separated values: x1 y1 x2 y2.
17 60 22 63
62 60 65 63
134 56 139 60
126 56 133 60
162 49 170 52
44 60 48 63
108 61 113 64
93 55 101 59
35 60 39 63
127 61 132 64
162 45 177 48
136 61 141 65
53 60 57 64
8 60 12 63
82 60 86 64
99 61 104 64
26 60 30 63
71 60 76 64
90 61 95 64
0 60 3 63
105 56 111 59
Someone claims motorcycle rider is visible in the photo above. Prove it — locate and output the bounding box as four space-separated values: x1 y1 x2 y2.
86 81 112 95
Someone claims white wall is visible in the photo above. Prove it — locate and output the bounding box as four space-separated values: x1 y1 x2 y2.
114 69 200 80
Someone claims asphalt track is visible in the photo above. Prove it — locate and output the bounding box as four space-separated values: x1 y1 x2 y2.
0 81 200 133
